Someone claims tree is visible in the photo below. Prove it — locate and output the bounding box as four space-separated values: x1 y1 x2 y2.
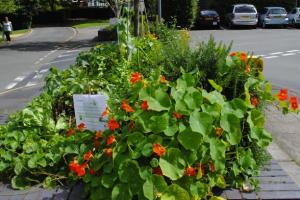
0 0 17 13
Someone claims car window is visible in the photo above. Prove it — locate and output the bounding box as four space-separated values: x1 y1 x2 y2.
235 6 256 13
270 8 286 14
201 10 218 15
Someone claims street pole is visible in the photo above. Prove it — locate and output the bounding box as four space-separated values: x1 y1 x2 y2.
158 0 162 22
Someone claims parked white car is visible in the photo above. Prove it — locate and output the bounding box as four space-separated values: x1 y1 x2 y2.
288 7 300 26
259 7 289 28
226 4 258 28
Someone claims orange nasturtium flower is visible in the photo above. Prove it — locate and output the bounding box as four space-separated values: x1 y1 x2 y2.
95 130 102 140
106 135 116 145
108 118 120 131
101 106 109 117
277 88 288 101
153 143 166 157
130 72 142 84
83 151 93 161
104 148 113 158
251 96 259 107
290 96 299 110
240 52 248 63
77 123 86 132
69 160 87 177
67 128 74 137
160 75 168 84
141 100 149 111
229 52 237 57
173 112 182 119
185 166 196 177
215 127 223 137
121 100 135 113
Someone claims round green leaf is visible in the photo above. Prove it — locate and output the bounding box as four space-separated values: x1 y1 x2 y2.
189 111 213 136
177 128 202 150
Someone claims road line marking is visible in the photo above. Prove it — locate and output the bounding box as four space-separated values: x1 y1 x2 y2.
33 74 43 79
270 52 283 55
265 56 278 59
286 50 299 53
5 82 18 90
14 76 25 82
44 58 74 65
58 53 77 58
282 53 296 56
66 49 81 53
39 69 49 73
25 82 38 87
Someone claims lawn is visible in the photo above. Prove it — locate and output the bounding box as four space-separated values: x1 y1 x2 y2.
71 19 109 29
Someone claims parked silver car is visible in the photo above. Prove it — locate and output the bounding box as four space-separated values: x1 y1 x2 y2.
259 7 288 28
288 7 300 26
226 4 258 28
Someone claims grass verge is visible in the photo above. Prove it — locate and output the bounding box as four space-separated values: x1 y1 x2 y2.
71 19 109 29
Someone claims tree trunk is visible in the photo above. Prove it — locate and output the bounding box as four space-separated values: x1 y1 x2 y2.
134 0 140 37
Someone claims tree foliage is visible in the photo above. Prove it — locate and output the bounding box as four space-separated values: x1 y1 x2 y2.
0 0 17 14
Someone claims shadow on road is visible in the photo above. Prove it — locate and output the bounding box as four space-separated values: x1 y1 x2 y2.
0 37 99 51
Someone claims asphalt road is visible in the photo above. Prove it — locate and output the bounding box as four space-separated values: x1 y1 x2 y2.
190 28 300 93
0 26 99 114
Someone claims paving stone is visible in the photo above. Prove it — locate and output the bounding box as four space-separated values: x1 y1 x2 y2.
53 187 70 200
68 184 85 200
40 189 56 200
224 189 242 200
241 192 257 200
258 176 294 184
261 164 282 171
260 169 288 177
9 194 27 200
0 114 8 125
260 183 300 191
23 190 43 200
258 191 300 199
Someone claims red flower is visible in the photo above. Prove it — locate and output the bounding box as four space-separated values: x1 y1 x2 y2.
108 118 120 131
76 166 86 177
83 151 93 162
230 52 237 57
106 135 116 145
101 106 109 117
153 167 163 176
89 169 95 175
215 127 223 137
210 163 216 173
160 75 168 84
278 89 288 101
290 96 299 110
67 128 74 137
251 96 259 107
95 130 102 140
69 160 79 172
185 166 196 177
173 112 182 119
240 52 248 63
130 72 142 84
141 100 149 111
121 100 135 113
69 160 87 177
77 123 86 132
153 143 166 157
104 148 113 158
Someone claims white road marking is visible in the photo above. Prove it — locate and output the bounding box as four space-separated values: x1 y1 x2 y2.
282 53 296 56
265 56 278 59
5 82 18 90
270 52 283 55
286 50 300 53
25 82 38 87
58 53 77 58
39 69 49 73
44 58 75 65
66 49 81 53
33 74 43 79
14 76 25 82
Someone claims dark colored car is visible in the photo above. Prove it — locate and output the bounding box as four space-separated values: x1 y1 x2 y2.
194 10 220 28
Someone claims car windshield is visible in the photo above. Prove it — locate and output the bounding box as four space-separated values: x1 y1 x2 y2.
270 8 286 14
235 6 256 13
201 10 218 15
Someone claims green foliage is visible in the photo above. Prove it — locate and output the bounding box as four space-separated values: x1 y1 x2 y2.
0 0 17 14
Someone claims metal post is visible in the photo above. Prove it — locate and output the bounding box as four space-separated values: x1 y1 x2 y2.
158 0 162 22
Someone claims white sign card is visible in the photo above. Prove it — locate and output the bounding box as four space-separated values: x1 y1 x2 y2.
73 94 108 131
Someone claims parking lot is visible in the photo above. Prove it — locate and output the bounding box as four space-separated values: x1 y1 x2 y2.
190 27 300 92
